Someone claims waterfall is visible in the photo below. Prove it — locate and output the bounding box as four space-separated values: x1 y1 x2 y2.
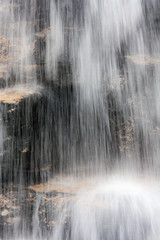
0 0 38 85
0 0 160 239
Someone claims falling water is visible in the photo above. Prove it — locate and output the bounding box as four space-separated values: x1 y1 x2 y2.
0 0 38 85
0 0 160 239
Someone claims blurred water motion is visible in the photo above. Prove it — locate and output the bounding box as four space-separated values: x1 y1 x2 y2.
0 0 160 239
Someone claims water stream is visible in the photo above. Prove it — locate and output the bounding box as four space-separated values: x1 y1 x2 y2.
0 0 160 239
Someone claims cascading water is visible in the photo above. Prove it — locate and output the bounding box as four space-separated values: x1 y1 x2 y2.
52 177 160 240
0 0 38 85
0 0 160 239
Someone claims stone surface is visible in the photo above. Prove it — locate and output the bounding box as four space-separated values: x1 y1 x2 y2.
0 85 42 104
125 55 160 65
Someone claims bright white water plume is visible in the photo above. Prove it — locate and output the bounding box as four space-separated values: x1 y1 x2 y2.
13 177 160 240
52 177 160 240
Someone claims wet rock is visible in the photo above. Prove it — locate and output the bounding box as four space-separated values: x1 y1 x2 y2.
125 55 160 65
118 117 134 152
0 86 53 184
0 85 41 104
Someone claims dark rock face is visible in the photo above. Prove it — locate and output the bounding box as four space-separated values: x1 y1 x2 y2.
0 178 74 240
0 81 77 184
1 94 50 184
